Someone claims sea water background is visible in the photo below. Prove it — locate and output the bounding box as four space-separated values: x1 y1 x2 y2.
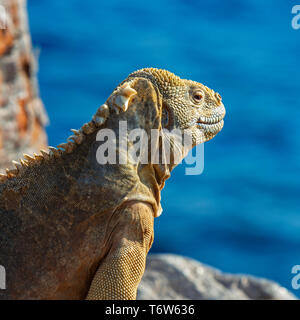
27 0 300 296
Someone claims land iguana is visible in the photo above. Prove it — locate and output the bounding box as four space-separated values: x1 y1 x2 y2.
0 68 225 299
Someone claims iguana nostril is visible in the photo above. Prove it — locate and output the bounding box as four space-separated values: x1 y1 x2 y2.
215 92 222 104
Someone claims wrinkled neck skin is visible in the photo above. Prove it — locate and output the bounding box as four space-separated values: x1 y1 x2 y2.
66 76 187 219
76 77 190 218
108 77 193 217
94 77 183 218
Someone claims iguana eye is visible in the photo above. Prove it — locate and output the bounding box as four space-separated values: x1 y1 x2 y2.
192 90 204 104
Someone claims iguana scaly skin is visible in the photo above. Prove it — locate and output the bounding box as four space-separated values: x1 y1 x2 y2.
0 68 225 300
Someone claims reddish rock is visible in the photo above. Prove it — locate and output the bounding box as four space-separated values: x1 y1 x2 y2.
0 29 14 55
0 0 48 172
17 98 28 137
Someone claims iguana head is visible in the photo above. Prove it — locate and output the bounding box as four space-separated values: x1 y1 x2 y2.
126 68 226 146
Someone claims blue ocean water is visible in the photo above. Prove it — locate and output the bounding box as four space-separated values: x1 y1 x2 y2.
27 0 300 296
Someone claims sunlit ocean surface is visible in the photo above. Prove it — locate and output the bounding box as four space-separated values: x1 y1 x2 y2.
28 0 300 296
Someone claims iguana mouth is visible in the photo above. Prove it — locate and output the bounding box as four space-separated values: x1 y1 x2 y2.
197 113 224 125
196 107 225 133
196 110 225 134
196 120 224 133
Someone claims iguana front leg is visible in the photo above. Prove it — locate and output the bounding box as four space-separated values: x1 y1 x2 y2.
86 202 154 300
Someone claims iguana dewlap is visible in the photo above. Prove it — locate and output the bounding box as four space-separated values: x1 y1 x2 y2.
0 68 225 299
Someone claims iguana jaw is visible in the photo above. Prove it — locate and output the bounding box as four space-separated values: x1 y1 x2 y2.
196 104 225 136
197 109 225 125
191 102 226 143
196 119 224 135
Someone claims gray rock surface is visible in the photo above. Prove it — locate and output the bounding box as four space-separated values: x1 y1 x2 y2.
137 254 296 300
